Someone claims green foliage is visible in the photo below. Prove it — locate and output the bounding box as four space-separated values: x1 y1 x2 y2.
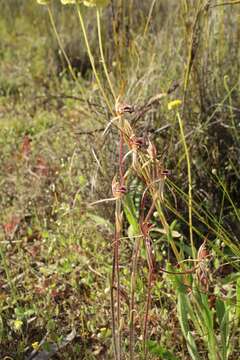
170 269 236 360
147 340 178 359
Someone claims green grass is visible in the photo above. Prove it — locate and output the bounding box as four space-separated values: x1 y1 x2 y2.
0 1 240 359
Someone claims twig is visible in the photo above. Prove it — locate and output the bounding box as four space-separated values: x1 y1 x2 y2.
132 82 179 124
74 128 105 136
34 94 105 111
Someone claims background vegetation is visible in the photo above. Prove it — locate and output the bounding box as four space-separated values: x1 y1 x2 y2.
0 0 240 359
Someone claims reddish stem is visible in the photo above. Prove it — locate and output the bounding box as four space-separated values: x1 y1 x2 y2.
119 130 124 186
143 270 153 359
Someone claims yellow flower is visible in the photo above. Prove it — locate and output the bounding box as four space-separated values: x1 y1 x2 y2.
13 319 23 331
167 99 182 110
32 341 40 350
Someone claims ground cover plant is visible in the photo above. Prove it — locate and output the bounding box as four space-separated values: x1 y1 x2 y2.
0 0 240 359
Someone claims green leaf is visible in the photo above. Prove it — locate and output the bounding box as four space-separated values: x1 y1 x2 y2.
123 194 139 234
127 224 136 241
177 292 201 360
220 312 229 359
215 303 228 360
186 332 201 360
194 290 218 359
237 278 240 319
177 292 190 337
147 340 178 360
15 306 35 320
216 299 225 325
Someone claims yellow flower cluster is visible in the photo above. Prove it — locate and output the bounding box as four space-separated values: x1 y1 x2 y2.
13 319 23 331
32 341 40 350
167 99 182 110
